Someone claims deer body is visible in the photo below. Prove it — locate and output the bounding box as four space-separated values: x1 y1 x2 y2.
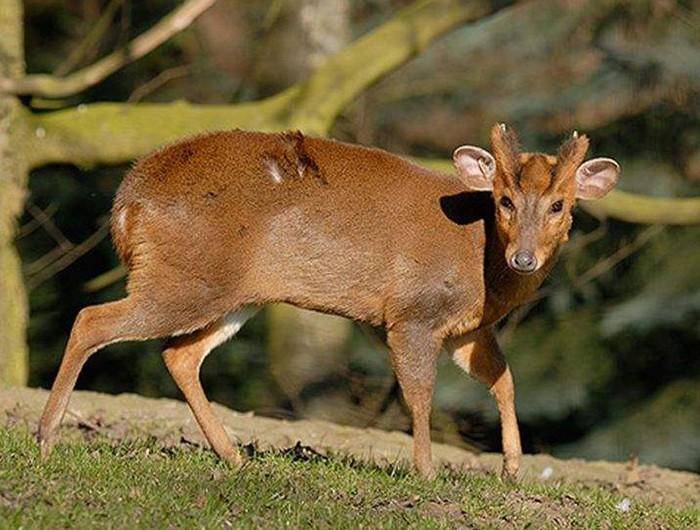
39 125 620 480
114 130 544 337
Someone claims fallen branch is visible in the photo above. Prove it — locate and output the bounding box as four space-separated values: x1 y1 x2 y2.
0 0 217 98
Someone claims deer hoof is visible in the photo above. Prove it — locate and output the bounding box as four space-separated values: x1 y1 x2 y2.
415 462 436 480
38 435 55 459
219 447 246 469
500 461 520 483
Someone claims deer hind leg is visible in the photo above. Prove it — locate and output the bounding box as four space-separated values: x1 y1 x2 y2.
162 306 258 465
38 296 182 456
452 328 521 481
387 325 440 478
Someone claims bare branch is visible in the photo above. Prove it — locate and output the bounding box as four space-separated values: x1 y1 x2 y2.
566 225 663 290
26 202 72 250
560 220 608 256
17 203 59 239
25 245 69 277
23 201 75 276
26 223 111 291
53 0 123 77
0 0 218 98
84 264 127 292
532 225 663 304
127 65 192 103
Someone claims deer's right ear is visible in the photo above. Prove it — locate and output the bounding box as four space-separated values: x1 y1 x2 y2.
453 146 496 191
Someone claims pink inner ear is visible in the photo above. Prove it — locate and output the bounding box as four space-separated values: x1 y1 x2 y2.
576 158 620 199
453 146 495 191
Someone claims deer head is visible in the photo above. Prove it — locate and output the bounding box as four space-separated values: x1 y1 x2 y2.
453 124 620 274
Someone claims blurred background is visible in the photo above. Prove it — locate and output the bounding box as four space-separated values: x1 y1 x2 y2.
2 0 698 472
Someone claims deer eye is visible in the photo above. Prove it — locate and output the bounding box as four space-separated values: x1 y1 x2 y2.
499 196 514 211
550 200 564 214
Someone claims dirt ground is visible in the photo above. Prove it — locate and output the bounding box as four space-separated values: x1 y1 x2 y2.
2 387 698 508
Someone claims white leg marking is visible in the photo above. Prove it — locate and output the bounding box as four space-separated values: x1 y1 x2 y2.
219 306 259 340
453 349 472 375
197 306 260 370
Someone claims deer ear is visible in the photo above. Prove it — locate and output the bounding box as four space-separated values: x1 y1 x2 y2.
453 145 496 191
575 158 620 199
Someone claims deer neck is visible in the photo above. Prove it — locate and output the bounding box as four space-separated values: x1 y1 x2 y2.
482 226 557 321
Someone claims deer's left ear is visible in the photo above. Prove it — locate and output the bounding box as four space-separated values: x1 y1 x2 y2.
575 158 620 199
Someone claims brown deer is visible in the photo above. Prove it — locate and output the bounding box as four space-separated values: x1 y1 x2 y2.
38 124 619 480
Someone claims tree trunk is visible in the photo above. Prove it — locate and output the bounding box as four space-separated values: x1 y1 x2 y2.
0 0 29 386
265 0 355 417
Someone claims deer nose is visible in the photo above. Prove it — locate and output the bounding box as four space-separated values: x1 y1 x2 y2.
510 250 537 273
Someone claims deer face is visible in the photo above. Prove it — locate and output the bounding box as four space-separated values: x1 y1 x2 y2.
453 124 620 274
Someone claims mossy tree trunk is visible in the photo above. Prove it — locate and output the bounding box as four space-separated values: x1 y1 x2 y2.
0 0 29 386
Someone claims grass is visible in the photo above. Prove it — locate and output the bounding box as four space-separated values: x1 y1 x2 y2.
0 427 697 529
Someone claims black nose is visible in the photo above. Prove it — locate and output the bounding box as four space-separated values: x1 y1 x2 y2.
511 250 537 273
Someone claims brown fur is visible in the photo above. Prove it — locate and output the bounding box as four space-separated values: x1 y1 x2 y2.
40 126 605 481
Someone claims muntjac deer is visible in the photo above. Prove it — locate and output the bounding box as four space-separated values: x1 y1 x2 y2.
38 124 620 480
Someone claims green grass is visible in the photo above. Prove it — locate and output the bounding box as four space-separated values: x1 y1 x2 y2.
0 427 697 529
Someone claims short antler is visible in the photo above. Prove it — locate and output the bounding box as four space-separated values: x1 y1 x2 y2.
490 123 521 183
556 131 590 180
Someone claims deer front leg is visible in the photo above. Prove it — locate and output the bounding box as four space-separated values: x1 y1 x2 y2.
387 325 440 478
451 328 521 481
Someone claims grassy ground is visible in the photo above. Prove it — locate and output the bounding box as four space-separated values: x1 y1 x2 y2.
0 427 697 529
